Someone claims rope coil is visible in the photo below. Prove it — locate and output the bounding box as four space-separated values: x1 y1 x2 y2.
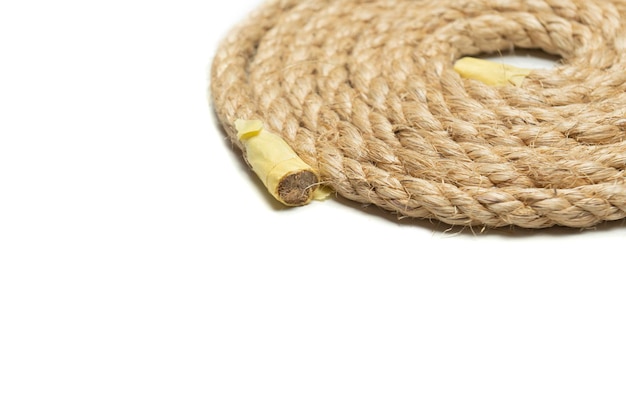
211 0 626 228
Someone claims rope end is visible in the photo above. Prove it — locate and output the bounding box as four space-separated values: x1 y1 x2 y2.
454 57 531 87
234 119 324 206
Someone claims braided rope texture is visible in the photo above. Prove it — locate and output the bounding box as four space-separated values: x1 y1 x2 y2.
211 0 626 228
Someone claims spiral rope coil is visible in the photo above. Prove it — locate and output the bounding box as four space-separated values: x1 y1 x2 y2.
211 0 626 228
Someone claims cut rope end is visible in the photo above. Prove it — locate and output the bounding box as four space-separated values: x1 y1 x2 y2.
454 56 531 87
234 119 327 206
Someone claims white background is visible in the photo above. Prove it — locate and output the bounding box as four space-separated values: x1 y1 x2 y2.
1 1 625 416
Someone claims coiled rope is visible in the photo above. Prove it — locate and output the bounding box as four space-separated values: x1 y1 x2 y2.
210 0 626 228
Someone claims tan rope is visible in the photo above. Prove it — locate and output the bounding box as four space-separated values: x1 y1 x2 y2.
210 0 626 228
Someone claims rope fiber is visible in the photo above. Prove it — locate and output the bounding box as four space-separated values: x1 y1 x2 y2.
211 0 626 228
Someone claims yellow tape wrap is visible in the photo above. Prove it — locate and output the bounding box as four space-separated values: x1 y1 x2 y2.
454 57 532 87
235 119 324 206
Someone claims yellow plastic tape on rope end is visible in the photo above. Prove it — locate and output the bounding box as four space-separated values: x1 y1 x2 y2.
234 119 331 206
454 57 531 87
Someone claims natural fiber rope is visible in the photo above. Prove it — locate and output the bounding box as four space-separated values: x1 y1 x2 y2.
211 0 626 228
